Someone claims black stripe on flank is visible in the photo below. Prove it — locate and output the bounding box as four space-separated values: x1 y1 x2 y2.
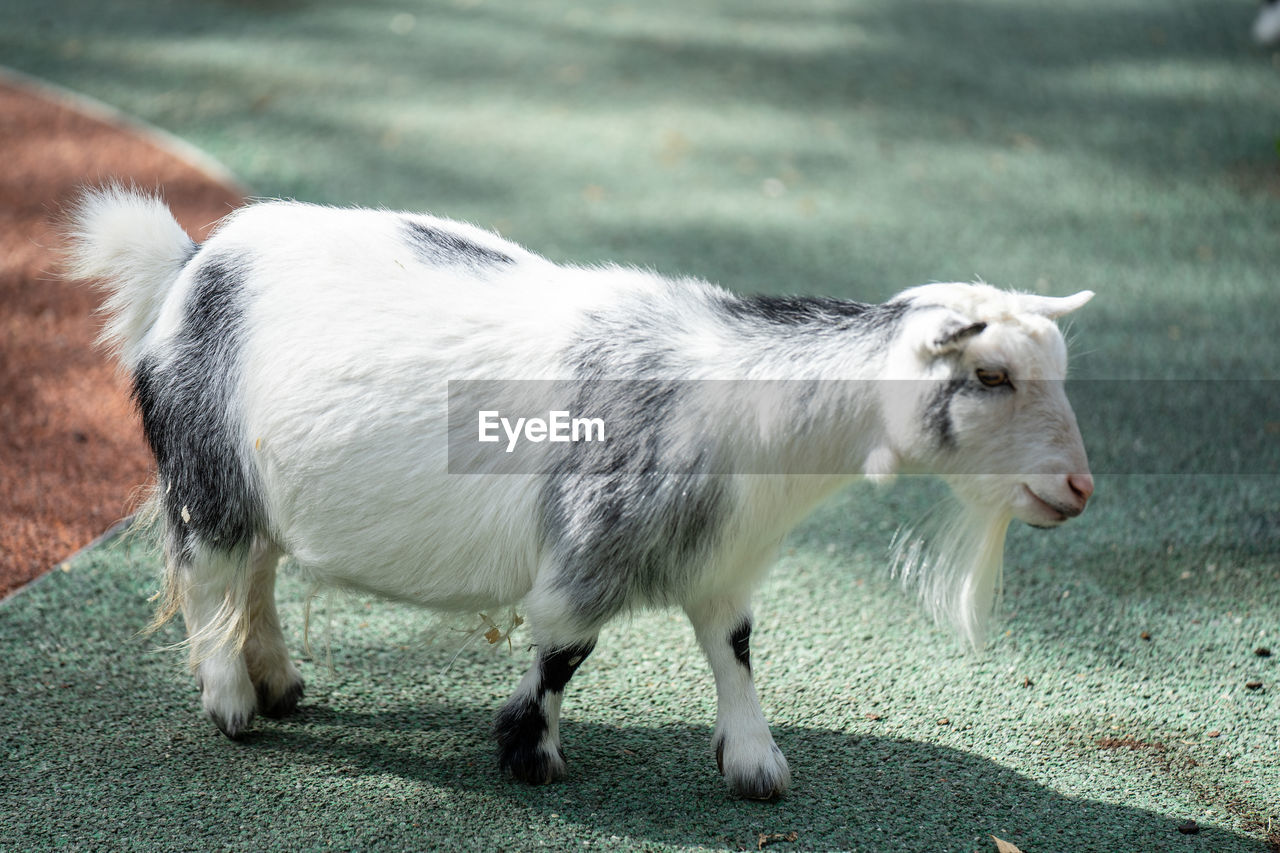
402 219 514 267
541 376 728 620
133 255 260 555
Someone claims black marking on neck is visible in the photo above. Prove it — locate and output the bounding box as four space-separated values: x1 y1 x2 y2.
401 219 514 267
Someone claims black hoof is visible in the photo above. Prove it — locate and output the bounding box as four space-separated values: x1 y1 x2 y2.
258 678 305 719
499 743 566 785
495 698 565 784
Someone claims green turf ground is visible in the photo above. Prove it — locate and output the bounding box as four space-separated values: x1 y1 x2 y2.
2 1 1277 850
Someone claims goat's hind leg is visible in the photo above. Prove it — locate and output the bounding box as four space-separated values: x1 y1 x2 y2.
174 537 258 739
243 539 304 718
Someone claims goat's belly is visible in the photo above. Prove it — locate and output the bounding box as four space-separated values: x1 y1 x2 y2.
266 463 546 612
285 517 542 612
296 547 538 613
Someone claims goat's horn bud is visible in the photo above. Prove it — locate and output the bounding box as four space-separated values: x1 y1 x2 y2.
1021 290 1094 318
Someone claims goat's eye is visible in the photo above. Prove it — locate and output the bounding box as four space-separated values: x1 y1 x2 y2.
976 368 1010 388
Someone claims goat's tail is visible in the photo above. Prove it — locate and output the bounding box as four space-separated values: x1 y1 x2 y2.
65 184 195 368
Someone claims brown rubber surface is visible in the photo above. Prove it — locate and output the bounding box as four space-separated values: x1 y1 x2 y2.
0 77 244 596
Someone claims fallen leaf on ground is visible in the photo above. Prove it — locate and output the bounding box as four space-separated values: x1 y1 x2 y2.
757 830 798 850
991 836 1024 852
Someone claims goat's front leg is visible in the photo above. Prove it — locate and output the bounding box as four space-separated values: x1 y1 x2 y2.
495 634 597 784
686 598 790 799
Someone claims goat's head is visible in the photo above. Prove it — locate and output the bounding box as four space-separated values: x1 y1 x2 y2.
879 283 1094 648
880 282 1094 524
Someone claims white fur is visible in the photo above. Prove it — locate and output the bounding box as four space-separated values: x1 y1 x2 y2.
71 189 1093 795
64 185 198 367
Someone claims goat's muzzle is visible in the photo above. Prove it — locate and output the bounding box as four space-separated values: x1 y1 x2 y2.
1021 475 1091 526
1067 472 1094 505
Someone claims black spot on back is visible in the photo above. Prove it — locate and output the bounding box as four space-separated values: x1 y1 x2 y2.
402 219 514 267
718 293 909 336
133 254 261 556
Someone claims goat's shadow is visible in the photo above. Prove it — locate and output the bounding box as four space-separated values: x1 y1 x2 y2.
247 702 1264 852
4 540 1274 852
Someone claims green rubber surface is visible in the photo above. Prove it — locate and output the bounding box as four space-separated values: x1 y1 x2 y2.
2 1 1277 850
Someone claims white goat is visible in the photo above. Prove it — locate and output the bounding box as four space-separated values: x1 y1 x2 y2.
68 187 1093 800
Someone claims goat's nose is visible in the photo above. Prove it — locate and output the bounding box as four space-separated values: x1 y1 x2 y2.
1068 472 1094 504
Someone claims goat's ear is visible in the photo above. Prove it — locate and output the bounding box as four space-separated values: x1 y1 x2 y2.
1020 290 1094 319
928 318 987 356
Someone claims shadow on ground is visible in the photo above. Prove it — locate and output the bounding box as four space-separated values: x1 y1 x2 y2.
2 524 1275 852
2 675 1268 852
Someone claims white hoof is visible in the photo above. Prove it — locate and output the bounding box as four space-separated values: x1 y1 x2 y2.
715 730 791 800
198 659 257 739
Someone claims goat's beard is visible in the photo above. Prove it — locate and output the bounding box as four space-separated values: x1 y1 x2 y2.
892 501 1013 651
